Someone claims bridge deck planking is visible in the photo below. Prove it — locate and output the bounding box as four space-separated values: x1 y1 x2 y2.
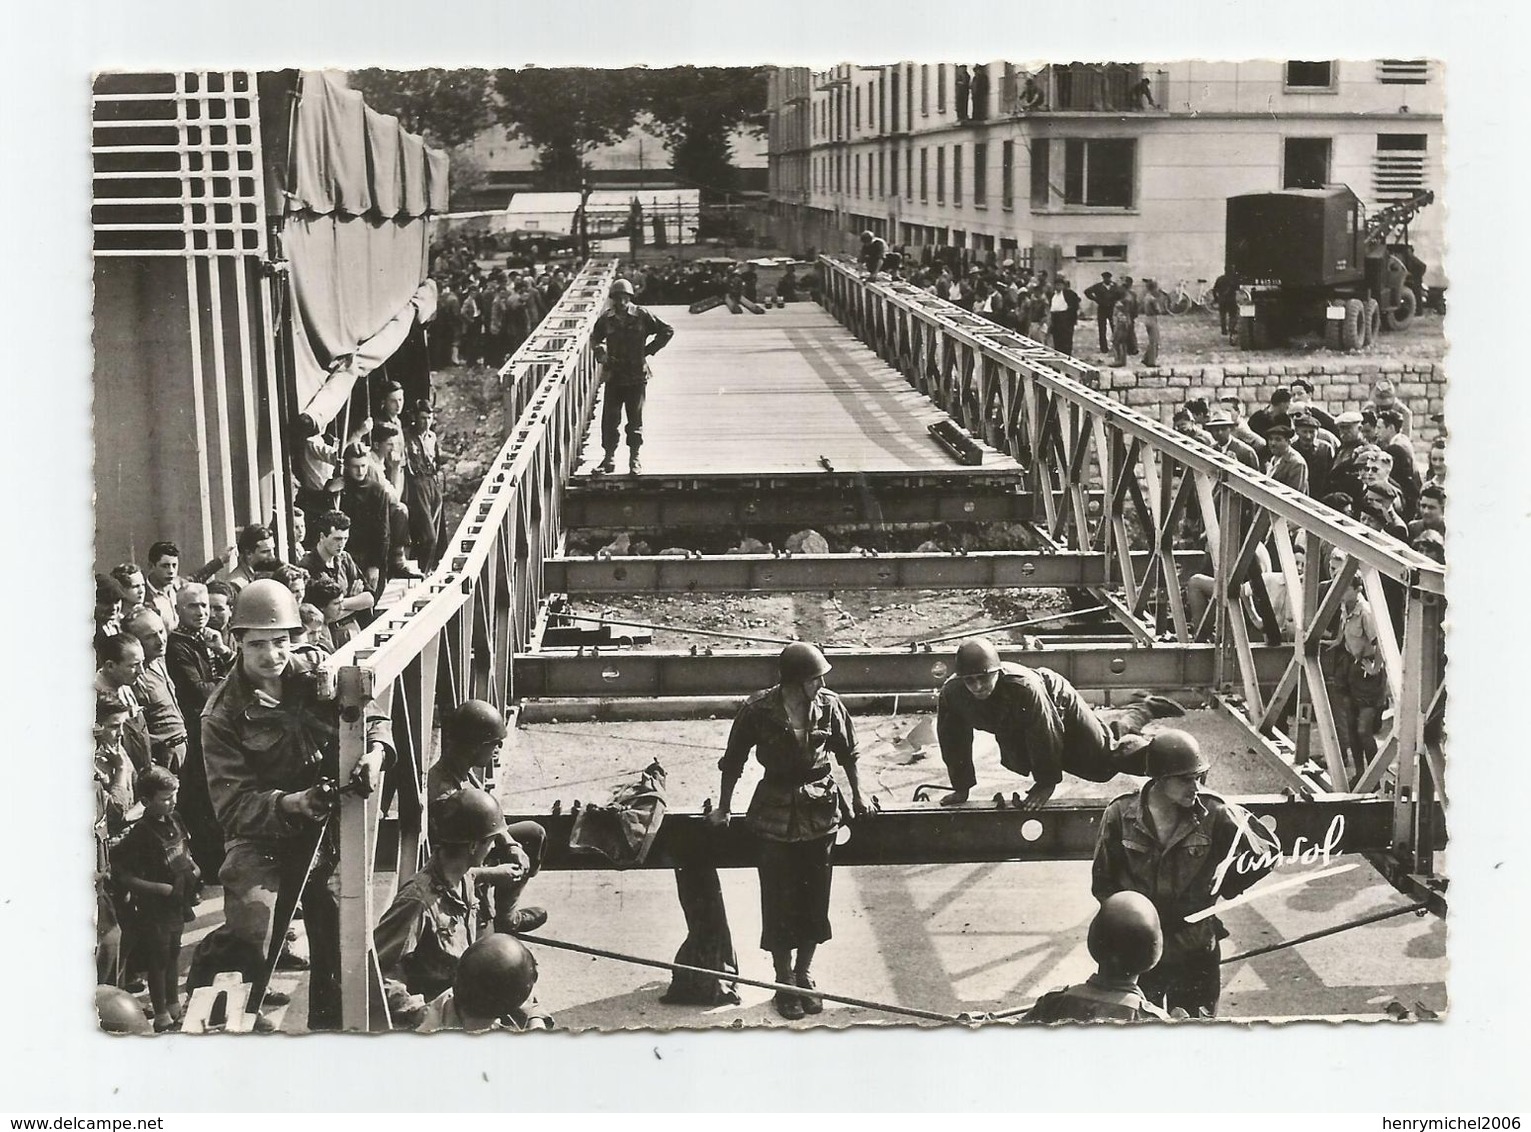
574 302 1023 477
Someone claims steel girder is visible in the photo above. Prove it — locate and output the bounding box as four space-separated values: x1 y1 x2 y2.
512 641 1295 698
544 549 1204 594
563 484 1034 528
456 795 1431 871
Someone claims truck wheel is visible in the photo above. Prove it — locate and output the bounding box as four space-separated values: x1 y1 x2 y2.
1341 299 1364 350
1383 287 1418 330
1364 298 1382 346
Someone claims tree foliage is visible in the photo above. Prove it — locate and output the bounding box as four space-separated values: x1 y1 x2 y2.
638 67 768 195
492 68 647 188
347 68 493 150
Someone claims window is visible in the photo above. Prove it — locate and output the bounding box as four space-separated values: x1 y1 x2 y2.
1000 140 1013 208
1285 61 1335 89
937 64 946 112
974 142 988 205
1062 138 1135 207
953 143 962 204
1375 133 1428 201
920 147 928 201
854 86 861 129
1030 139 1051 208
1378 59 1429 84
1283 137 1331 189
854 152 860 196
890 147 899 195
936 145 946 203
906 148 913 201
890 70 900 131
922 64 930 115
878 151 885 197
875 79 883 133
907 63 915 127
1075 244 1129 261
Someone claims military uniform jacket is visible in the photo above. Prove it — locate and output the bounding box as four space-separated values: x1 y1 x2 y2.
591 304 674 385
720 685 858 842
1092 785 1280 962
374 858 477 1011
201 649 394 844
1023 974 1172 1023
936 663 1102 791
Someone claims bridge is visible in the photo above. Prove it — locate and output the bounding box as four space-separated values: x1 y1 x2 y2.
316 257 1446 1029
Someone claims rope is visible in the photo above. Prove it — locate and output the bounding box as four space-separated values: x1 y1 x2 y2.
557 612 796 647
519 931 963 1024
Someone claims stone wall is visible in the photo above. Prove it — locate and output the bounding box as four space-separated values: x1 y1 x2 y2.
1092 360 1446 456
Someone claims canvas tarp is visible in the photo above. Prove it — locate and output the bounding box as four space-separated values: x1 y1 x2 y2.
285 71 448 428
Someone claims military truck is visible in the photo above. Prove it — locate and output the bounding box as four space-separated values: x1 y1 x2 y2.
1224 186 1432 351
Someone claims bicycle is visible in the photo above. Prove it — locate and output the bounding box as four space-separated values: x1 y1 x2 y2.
1166 278 1209 315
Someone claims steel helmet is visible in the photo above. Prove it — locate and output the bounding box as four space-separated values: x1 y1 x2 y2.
454 933 539 1018
778 641 832 684
609 278 635 296
1087 892 1163 976
433 787 510 845
1144 730 1211 778
95 985 150 1034
229 578 303 632
448 699 508 745
954 637 1002 677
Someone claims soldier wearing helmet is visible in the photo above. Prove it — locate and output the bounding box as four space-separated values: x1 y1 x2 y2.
935 635 1184 811
589 275 674 476
418 933 542 1033
201 578 395 1030
427 698 549 936
374 788 551 1030
708 641 870 1019
1022 892 1173 1023
1091 730 1280 1016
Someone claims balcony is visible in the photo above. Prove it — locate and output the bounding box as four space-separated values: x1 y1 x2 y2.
1003 64 1168 115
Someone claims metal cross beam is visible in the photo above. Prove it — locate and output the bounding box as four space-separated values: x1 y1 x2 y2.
511 641 1295 698
462 795 1428 871
545 549 1205 594
562 484 1035 528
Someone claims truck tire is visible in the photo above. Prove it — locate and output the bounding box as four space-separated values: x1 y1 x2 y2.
1383 287 1418 330
1364 298 1382 346
1341 299 1364 350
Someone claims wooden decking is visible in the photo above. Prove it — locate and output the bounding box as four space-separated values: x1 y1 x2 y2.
574 302 1022 478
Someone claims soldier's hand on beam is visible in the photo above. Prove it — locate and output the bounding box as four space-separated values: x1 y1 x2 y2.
283 786 335 821
1017 783 1056 812
347 743 387 797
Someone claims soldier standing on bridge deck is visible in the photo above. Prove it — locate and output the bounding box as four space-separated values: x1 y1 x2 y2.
590 277 673 477
1092 731 1280 1016
935 636 1185 811
202 578 394 1030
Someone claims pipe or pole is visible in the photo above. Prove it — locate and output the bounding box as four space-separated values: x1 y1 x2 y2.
519 932 962 1024
1220 902 1428 965
913 605 1110 647
556 611 797 647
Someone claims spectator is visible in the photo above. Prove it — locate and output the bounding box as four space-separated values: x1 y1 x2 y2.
1205 412 1261 471
434 280 462 367
1412 529 1445 565
1247 387 1292 439
1410 485 1446 541
1049 276 1081 356
1327 411 1369 503
1365 379 1415 436
292 415 372 541
858 230 887 277
94 573 125 660
111 562 147 615
1212 271 1241 337
1217 396 1267 457
402 400 447 573
300 509 376 635
1140 279 1163 366
305 575 352 650
337 444 414 593
298 602 332 653
1263 423 1308 493
1320 491 1356 519
210 524 280 597
166 581 232 876
143 541 181 632
1292 414 1336 497
1360 482 1410 542
1020 75 1046 110
94 695 137 987
1117 278 1140 356
272 562 309 605
96 633 151 773
370 381 408 496
123 607 188 771
1084 272 1118 354
205 580 234 644
112 766 200 1031
1423 438 1446 490
1129 76 1158 110
1288 379 1337 433
1376 407 1422 518
1325 571 1388 775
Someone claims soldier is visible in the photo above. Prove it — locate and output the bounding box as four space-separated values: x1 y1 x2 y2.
1091 731 1280 1016
418 933 542 1033
202 579 394 1031
590 277 673 476
936 636 1184 811
1023 892 1173 1023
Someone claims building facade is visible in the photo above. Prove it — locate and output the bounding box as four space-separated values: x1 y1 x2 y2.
764 60 1444 289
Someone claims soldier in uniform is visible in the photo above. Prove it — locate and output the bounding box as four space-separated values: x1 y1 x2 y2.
1091 730 1281 1016
417 933 541 1033
1023 891 1173 1023
590 277 674 476
201 579 394 1031
935 636 1184 810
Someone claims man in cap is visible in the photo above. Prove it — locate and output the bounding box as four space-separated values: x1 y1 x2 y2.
1287 378 1336 432
1205 411 1261 471
1291 413 1336 497
1216 395 1267 458
1083 271 1119 354
202 578 394 1030
590 277 674 476
1022 892 1173 1023
1263 422 1309 493
934 636 1185 811
1327 410 1369 503
1092 730 1280 1016
1364 378 1414 438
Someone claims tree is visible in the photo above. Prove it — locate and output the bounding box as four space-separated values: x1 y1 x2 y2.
347 68 493 150
492 68 646 189
638 67 768 198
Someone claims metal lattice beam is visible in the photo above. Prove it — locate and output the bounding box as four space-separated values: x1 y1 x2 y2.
563 484 1034 528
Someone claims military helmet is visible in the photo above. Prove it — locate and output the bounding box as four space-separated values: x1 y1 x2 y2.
1087 892 1164 975
954 637 1002 677
454 933 539 1018
609 278 635 296
95 985 151 1034
778 641 832 684
230 578 302 632
1144 729 1211 778
448 698 508 745
433 787 510 845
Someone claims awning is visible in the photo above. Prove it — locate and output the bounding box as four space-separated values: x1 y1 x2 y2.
297 278 438 430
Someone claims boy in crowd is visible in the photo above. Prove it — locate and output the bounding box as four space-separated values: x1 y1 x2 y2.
112 766 201 1031
304 575 351 650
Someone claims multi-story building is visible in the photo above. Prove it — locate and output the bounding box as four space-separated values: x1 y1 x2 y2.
763 59 1445 289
